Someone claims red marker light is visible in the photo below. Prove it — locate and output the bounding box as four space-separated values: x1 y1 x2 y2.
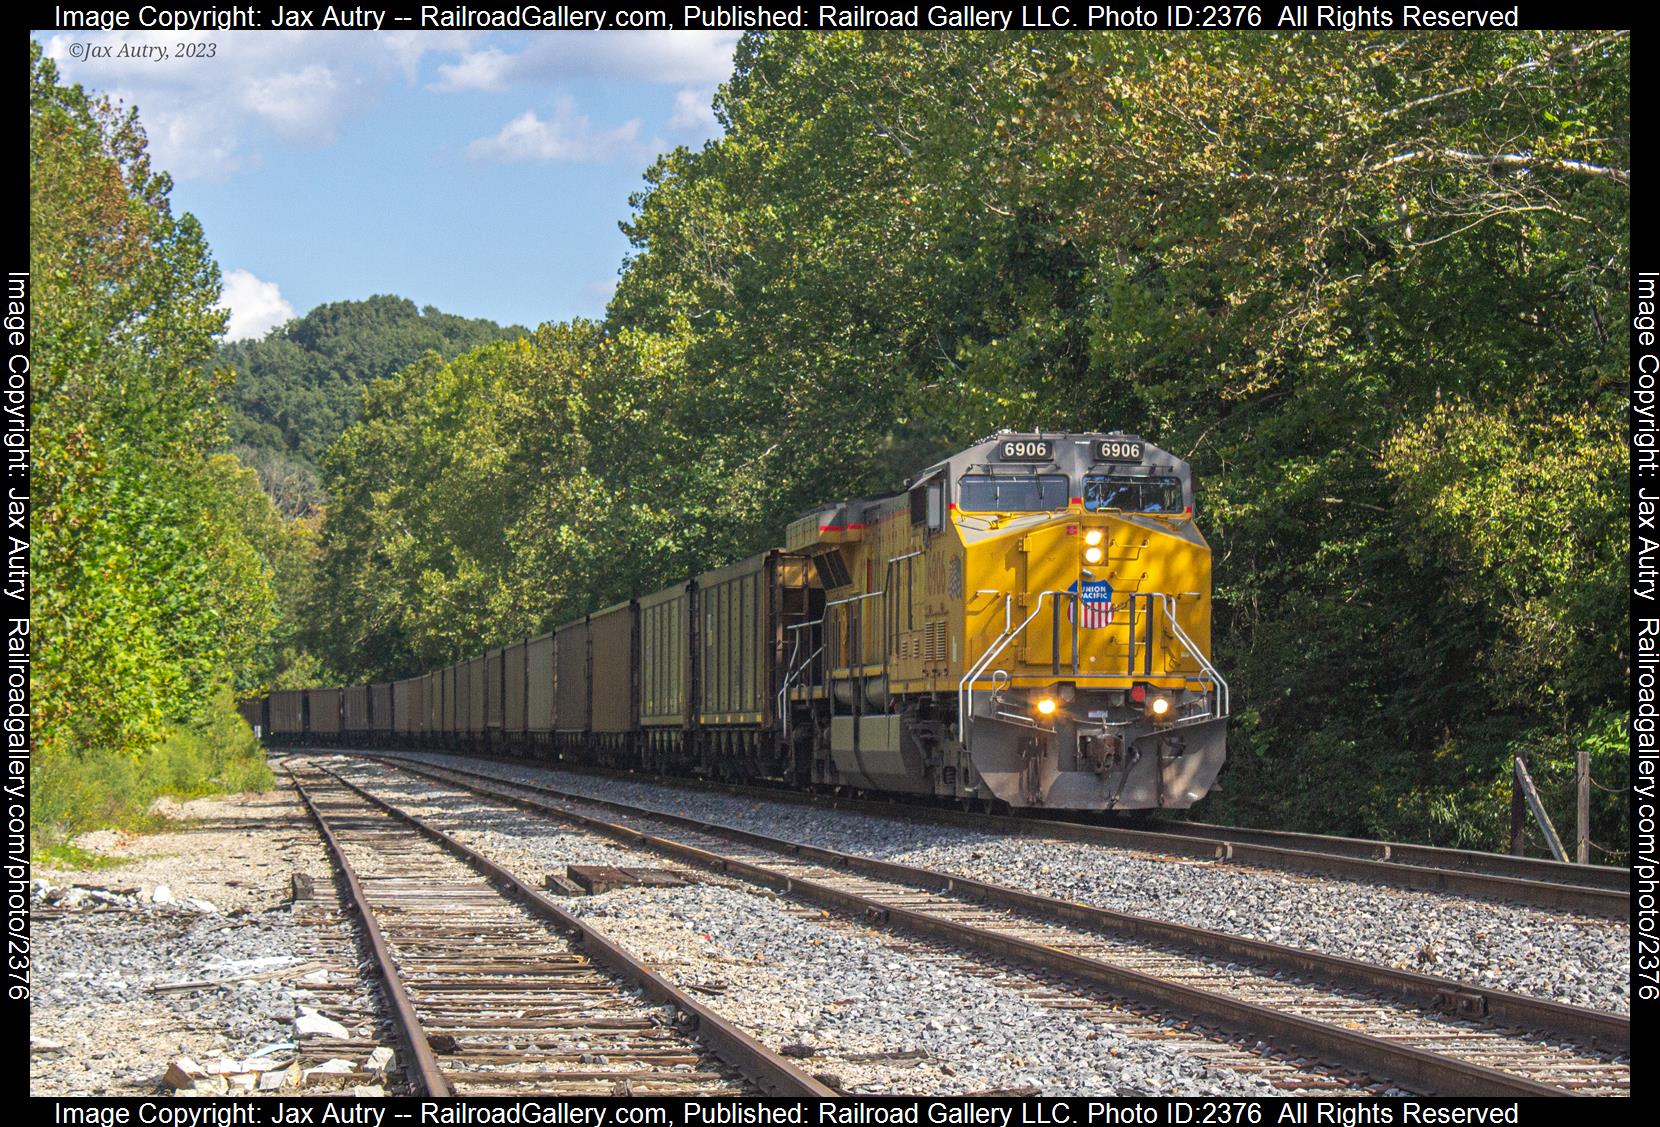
1130 684 1146 703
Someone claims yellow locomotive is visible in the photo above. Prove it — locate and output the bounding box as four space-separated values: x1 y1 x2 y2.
784 431 1228 810
253 431 1227 813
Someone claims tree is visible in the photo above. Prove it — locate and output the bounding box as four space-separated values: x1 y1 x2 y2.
215 295 528 515
30 43 286 796
307 30 1628 850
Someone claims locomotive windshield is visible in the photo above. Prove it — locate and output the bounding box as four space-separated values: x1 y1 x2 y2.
1084 474 1185 513
957 474 1070 512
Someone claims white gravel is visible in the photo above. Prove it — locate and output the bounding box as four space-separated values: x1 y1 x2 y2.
331 757 1294 1096
29 888 357 1094
375 750 1630 1015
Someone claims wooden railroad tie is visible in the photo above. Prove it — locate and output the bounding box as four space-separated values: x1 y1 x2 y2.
551 866 696 895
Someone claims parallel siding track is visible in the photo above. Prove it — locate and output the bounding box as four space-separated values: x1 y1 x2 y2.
344 753 1628 1098
455 754 1624 917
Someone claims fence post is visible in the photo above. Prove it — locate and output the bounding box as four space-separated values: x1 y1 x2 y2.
1576 749 1591 866
1514 755 1568 863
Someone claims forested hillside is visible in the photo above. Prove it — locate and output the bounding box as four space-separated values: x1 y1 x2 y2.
217 296 525 517
313 31 1627 851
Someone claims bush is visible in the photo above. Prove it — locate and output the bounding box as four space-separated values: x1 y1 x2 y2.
30 685 274 847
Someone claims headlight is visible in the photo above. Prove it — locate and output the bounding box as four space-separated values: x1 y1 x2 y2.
1036 697 1057 716
1083 546 1104 564
1148 696 1172 720
1084 529 1104 546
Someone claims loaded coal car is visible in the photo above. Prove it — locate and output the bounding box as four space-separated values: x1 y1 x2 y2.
266 690 305 742
236 696 267 738
304 688 343 745
342 684 371 745
392 675 425 745
242 432 1227 811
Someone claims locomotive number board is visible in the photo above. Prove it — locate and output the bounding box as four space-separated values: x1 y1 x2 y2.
1096 439 1144 462
997 438 1054 462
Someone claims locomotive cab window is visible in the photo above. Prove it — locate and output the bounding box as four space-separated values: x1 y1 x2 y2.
1084 474 1185 514
957 474 1070 513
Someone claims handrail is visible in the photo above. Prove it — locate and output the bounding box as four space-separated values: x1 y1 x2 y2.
1153 592 1230 720
778 617 825 739
955 595 1013 740
958 593 1063 751
957 590 1229 753
778 644 824 741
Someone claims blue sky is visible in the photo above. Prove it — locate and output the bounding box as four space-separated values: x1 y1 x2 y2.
35 30 741 337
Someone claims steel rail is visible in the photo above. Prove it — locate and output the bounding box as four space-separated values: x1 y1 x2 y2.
307 763 834 1098
443 750 1624 916
288 766 454 1097
369 754 1629 1051
354 753 1622 1097
1142 820 1628 891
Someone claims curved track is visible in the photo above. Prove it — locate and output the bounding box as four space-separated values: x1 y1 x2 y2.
341 752 1629 1097
288 762 832 1096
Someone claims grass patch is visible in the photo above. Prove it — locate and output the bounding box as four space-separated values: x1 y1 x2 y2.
33 841 137 871
31 685 275 849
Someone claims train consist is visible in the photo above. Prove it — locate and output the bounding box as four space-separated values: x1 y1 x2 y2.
246 432 1229 811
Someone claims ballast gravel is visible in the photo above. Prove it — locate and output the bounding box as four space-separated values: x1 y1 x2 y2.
28 886 351 1095
334 758 1290 1096
30 781 391 1097
379 751 1629 1015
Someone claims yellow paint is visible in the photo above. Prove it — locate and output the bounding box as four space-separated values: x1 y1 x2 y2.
822 497 1216 697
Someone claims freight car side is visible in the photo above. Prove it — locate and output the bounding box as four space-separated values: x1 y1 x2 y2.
305 688 343 741
342 684 371 741
268 690 305 741
236 696 266 737
526 633 555 745
554 617 590 747
639 581 694 772
503 639 528 739
441 664 458 743
392 676 422 744
371 682 393 740
485 646 505 738
589 600 638 763
691 550 820 782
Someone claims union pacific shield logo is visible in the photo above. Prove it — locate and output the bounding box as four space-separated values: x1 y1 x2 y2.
1068 579 1115 629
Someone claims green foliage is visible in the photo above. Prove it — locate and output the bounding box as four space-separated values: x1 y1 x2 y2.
215 295 528 513
308 30 1628 851
31 687 273 845
30 43 287 824
311 327 609 677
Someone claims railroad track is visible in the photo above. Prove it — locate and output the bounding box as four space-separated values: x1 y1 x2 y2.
439 752 1625 917
345 752 1628 1098
286 762 832 1097
1137 820 1627 894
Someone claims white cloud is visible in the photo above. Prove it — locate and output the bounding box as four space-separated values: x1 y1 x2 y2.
38 31 471 181
217 269 296 342
468 100 642 163
240 63 349 144
433 32 739 92
669 87 719 132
